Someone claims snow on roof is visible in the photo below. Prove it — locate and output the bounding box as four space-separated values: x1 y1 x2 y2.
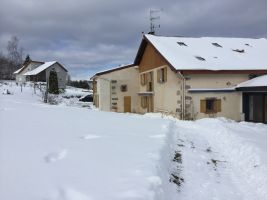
13 66 25 74
188 87 236 92
24 61 57 76
92 64 134 78
145 34 267 71
236 75 267 88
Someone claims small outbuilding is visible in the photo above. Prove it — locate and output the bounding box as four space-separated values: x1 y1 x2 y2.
14 58 68 89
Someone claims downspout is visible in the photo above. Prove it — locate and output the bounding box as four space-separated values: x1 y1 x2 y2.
177 71 186 120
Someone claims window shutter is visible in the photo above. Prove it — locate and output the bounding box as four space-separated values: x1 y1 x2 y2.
157 69 160 82
141 96 147 108
144 73 147 85
164 67 167 82
200 99 206 113
215 99 221 112
141 74 145 85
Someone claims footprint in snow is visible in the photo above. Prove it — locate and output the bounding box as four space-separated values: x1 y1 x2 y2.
44 149 67 163
149 134 166 139
44 187 92 200
80 134 102 140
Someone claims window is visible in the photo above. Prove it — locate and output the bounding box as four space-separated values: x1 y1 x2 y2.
157 67 167 83
232 49 245 53
140 73 147 85
147 82 153 92
195 56 206 61
200 98 221 114
141 96 147 108
120 85 127 92
177 42 187 46
147 72 153 91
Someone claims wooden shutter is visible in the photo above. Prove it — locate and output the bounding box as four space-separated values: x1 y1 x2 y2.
164 67 167 82
215 99 221 112
200 99 206 113
141 96 147 108
144 73 147 85
157 69 160 82
141 74 146 85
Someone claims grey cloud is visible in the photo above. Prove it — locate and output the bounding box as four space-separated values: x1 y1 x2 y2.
0 0 266 79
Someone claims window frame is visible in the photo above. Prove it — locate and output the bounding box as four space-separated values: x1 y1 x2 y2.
200 98 221 114
120 84 127 92
157 67 167 83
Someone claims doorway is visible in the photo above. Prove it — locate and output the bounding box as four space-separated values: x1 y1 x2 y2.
124 96 131 113
243 93 267 123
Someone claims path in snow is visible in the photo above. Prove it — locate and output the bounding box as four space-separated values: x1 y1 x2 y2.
172 118 267 200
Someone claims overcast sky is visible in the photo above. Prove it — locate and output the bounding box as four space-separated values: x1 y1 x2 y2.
1 0 267 79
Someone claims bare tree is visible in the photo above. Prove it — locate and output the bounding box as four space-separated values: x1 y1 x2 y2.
6 36 24 66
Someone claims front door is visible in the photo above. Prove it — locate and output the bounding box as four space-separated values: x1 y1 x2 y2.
124 96 131 113
243 93 267 123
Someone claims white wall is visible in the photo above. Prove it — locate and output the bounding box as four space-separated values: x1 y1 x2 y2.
139 65 181 115
16 62 42 83
45 63 68 89
184 74 249 120
190 92 243 121
95 67 139 112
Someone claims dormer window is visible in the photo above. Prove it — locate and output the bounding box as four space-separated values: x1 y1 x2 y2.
177 42 187 46
195 56 206 61
212 43 222 48
233 49 245 53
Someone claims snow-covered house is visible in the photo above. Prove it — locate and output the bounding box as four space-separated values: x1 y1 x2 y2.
92 34 267 123
14 59 68 89
91 64 139 112
14 60 44 83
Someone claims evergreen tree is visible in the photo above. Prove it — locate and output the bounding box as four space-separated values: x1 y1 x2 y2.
23 54 31 65
48 69 59 94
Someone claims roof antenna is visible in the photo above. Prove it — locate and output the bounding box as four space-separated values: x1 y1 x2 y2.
149 9 162 35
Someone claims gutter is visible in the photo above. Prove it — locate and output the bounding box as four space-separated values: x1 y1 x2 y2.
177 71 186 120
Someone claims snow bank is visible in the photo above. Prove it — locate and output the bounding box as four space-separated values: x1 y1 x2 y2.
0 82 175 200
1 81 267 200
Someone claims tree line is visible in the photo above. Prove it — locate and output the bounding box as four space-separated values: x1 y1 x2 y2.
67 80 91 89
0 36 24 80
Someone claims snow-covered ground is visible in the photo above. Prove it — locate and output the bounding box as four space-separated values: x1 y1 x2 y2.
0 81 267 200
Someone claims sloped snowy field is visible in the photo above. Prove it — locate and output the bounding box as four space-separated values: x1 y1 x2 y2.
0 81 267 200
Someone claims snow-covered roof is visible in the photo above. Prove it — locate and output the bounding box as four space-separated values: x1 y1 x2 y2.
236 75 267 88
24 61 57 75
92 64 134 79
188 87 236 93
144 34 267 71
13 66 24 74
